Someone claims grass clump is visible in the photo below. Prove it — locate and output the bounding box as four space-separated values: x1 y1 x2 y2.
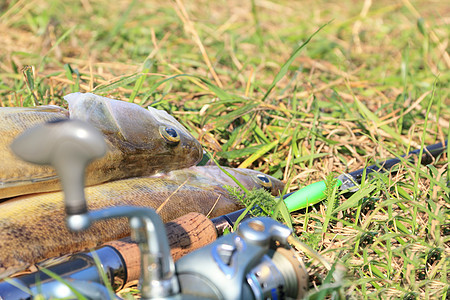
225 186 278 218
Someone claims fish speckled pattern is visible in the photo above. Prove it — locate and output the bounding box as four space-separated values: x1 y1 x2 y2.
161 166 285 196
0 106 69 198
0 166 284 278
0 93 203 199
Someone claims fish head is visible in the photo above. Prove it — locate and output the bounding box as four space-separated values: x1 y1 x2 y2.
225 167 285 196
147 106 203 169
179 166 285 196
64 93 203 172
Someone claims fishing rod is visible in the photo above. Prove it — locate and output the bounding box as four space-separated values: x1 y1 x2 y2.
283 140 448 212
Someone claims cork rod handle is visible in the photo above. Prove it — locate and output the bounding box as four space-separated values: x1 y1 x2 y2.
105 212 218 283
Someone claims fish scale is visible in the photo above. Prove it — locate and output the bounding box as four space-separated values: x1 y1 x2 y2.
0 93 203 199
0 107 69 190
0 166 284 279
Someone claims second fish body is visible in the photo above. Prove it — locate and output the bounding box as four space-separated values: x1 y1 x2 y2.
0 166 284 278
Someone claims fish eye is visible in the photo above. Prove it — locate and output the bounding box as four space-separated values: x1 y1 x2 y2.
159 126 180 145
47 118 67 124
253 174 272 190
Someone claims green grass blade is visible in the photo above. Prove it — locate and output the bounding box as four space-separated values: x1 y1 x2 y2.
109 0 137 39
351 92 409 146
217 144 266 159
333 184 376 214
261 21 330 101
209 151 249 193
39 26 76 69
239 140 278 168
3 277 33 296
39 267 88 300
129 59 154 103
91 249 116 299
93 73 141 93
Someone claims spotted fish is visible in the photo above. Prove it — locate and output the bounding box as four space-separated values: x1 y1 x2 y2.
161 165 285 196
0 166 284 278
0 93 203 199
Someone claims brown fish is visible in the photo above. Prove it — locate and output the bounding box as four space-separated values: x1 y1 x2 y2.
0 166 284 278
160 166 285 196
0 93 203 199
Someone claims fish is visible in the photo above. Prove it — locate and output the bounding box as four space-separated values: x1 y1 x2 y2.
161 165 285 196
0 166 284 278
0 93 203 199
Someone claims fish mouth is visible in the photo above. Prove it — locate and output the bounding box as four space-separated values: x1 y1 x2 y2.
180 140 204 166
151 140 203 169
271 180 285 196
